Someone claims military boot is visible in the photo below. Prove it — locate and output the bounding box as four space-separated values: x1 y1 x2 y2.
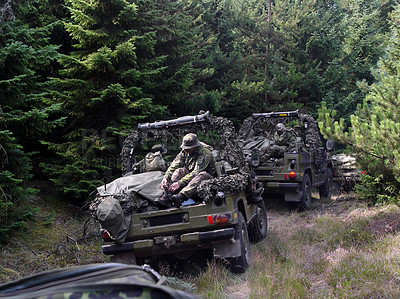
154 191 172 209
171 193 187 208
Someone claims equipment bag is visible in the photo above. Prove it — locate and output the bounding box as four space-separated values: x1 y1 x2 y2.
143 151 167 172
96 196 131 244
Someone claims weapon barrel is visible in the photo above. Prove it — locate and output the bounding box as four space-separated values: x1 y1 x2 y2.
252 109 299 119
138 111 211 131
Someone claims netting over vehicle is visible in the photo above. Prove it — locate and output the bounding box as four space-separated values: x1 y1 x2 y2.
121 115 248 175
238 111 323 155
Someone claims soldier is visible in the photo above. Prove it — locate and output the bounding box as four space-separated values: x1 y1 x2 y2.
260 123 297 161
155 133 216 209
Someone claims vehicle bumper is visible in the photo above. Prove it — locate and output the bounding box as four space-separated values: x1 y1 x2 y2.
265 182 299 189
102 227 235 256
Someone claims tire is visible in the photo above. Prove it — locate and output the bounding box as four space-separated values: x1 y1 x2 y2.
300 173 312 209
248 201 268 243
319 168 333 200
229 212 251 273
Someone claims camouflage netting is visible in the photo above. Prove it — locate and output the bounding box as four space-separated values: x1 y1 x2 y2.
121 115 247 175
117 114 252 203
197 173 251 202
238 112 323 154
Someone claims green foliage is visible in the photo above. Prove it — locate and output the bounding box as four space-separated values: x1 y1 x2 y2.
321 0 392 121
42 0 170 201
0 131 36 243
355 173 400 205
318 4 400 205
2 0 400 208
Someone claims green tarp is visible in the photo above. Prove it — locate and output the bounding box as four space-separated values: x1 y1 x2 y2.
97 171 164 203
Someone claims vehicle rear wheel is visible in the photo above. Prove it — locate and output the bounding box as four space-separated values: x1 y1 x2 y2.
248 201 268 243
300 173 312 209
319 168 333 200
229 212 250 273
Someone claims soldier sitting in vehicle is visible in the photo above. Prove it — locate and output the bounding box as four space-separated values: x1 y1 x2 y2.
155 133 216 209
260 123 298 162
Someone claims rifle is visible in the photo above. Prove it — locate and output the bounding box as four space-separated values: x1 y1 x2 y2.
252 109 299 119
138 111 211 131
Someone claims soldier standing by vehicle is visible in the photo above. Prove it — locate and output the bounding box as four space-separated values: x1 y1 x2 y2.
155 133 216 209
260 123 298 161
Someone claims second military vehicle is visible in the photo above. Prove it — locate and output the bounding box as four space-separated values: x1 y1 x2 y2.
90 112 267 273
239 110 335 209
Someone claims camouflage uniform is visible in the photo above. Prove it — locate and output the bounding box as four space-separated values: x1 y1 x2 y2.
164 143 215 198
261 124 297 161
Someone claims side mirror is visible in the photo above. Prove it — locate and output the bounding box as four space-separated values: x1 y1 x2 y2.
326 139 334 151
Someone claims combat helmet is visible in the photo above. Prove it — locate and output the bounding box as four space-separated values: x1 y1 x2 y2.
180 133 200 150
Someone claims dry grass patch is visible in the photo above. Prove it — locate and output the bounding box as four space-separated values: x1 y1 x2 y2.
203 200 400 298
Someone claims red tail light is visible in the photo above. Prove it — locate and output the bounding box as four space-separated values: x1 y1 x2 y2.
288 171 296 179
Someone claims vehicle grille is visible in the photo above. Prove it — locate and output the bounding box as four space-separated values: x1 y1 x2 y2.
147 213 185 227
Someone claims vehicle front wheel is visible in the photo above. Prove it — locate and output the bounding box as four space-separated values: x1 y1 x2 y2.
300 173 312 209
229 212 251 273
248 201 268 243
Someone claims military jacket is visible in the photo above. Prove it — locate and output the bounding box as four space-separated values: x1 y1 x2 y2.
164 144 216 187
273 129 297 147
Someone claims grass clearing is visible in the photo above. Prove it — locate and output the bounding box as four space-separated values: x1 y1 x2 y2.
2 189 400 298
190 196 400 298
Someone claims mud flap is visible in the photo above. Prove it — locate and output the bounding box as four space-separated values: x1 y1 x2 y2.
284 191 302 202
211 238 241 259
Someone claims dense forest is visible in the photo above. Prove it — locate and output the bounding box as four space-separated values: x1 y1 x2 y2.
1 0 400 241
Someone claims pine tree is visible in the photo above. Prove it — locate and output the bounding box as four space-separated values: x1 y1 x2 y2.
321 0 392 121
209 0 325 120
0 0 64 240
318 3 400 204
43 0 167 201
130 0 224 116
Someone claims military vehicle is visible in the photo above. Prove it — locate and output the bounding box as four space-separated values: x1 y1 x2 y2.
331 153 361 194
0 263 199 298
90 112 267 273
239 110 335 209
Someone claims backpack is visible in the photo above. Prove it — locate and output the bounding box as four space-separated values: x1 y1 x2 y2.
96 196 131 244
143 151 167 172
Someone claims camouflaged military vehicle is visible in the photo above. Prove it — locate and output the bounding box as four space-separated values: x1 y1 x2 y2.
0 263 199 298
239 110 335 209
91 112 267 273
331 153 361 194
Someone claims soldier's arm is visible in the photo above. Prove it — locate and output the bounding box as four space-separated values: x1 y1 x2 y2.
178 153 211 187
164 151 185 180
